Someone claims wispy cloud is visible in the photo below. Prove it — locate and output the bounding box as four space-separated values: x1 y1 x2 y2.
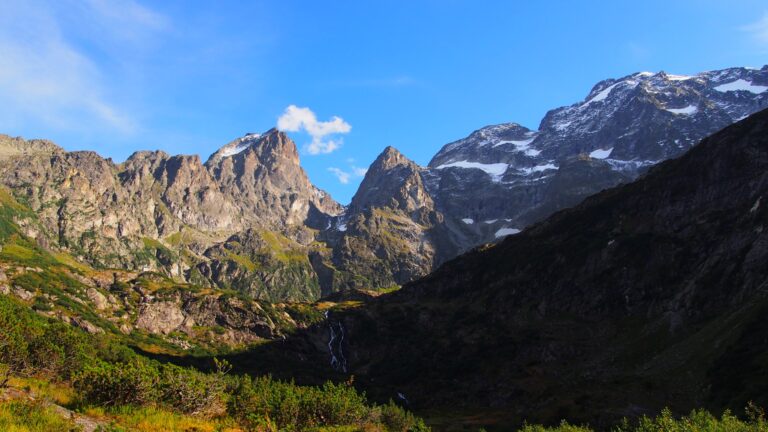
327 167 351 184
0 0 169 135
277 105 352 155
742 12 768 49
327 161 367 185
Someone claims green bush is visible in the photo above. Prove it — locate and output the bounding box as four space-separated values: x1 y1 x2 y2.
28 321 94 379
74 360 161 407
157 362 227 416
0 296 33 377
230 375 383 430
74 357 231 418
0 295 94 381
519 405 768 432
379 400 430 432
614 407 767 432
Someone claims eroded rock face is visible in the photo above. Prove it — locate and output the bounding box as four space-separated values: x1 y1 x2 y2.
205 130 343 229
197 229 322 302
326 147 444 288
0 130 342 301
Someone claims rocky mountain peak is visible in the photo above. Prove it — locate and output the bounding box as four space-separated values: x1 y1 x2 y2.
428 123 538 167
203 128 341 229
0 134 63 161
350 146 432 214
205 128 298 168
371 146 414 171
331 145 442 290
124 150 170 165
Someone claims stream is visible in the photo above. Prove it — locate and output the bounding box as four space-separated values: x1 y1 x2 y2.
325 310 348 373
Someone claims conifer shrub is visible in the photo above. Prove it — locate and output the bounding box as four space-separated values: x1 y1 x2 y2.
379 400 430 432
74 360 161 407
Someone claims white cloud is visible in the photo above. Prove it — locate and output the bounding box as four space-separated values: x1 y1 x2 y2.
327 167 351 184
352 166 368 176
743 12 768 47
277 105 351 155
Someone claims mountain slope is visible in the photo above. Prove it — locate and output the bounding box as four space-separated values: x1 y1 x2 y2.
426 66 768 248
0 130 342 301
320 107 768 427
317 66 768 290
325 147 445 289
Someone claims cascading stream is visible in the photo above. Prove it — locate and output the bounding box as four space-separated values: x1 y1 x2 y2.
325 310 348 373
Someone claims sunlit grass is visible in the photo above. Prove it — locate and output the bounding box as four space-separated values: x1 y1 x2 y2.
7 376 75 406
0 400 76 432
85 405 244 432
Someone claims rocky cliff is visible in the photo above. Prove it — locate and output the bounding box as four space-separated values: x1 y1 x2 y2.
0 130 342 301
326 147 445 289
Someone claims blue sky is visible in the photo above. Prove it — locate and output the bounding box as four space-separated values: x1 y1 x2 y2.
0 1 767 203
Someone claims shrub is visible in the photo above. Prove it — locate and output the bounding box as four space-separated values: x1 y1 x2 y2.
74 360 161 407
0 296 36 376
157 362 227 417
614 407 765 432
379 400 430 432
28 321 94 379
229 375 379 430
0 295 95 382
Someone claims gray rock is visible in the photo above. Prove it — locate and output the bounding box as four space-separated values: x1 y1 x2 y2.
135 301 188 335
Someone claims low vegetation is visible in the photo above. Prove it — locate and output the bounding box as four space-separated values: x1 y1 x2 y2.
0 294 429 431
519 406 767 432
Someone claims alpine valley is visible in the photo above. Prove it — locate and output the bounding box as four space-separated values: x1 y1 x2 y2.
1 65 768 430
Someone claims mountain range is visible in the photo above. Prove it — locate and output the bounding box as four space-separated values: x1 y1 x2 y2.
2 65 768 429
236 105 768 429
1 65 765 303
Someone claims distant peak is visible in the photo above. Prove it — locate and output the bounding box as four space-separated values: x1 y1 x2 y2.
381 145 402 157
205 128 297 165
0 134 63 161
370 146 413 171
260 127 280 137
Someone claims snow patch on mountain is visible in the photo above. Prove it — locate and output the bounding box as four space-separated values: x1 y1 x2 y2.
666 105 698 115
666 74 694 81
495 227 521 238
218 134 261 157
518 163 558 175
583 82 621 107
435 161 509 180
714 79 767 94
605 159 660 172
589 148 613 159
